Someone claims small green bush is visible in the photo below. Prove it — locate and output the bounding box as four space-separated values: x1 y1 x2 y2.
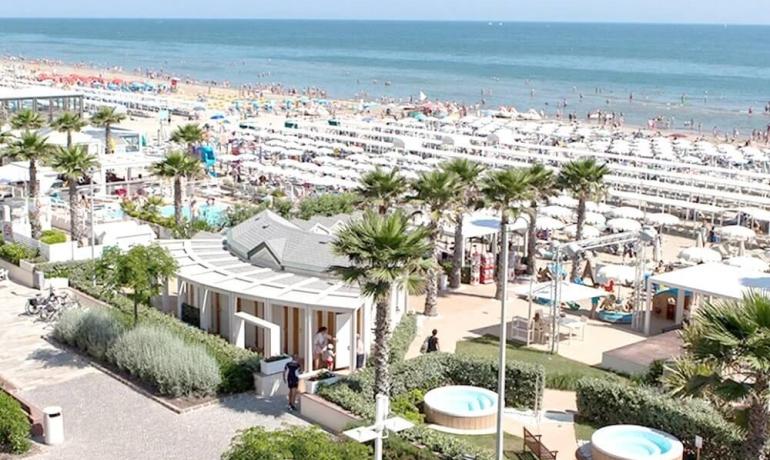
0 242 37 265
576 378 743 460
448 354 544 410
391 389 425 424
400 425 494 460
40 229 67 245
0 391 31 454
108 325 222 397
384 435 440 460
389 314 417 364
53 307 124 359
222 426 370 460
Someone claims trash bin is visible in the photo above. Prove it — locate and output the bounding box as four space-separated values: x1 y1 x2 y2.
42 406 63 445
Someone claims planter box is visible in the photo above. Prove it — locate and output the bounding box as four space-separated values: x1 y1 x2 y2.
299 394 361 433
260 356 291 376
253 372 288 397
303 373 339 395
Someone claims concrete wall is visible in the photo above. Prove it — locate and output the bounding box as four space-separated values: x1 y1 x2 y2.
0 259 35 287
299 394 360 433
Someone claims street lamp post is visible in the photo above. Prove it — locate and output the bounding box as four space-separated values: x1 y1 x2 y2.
89 168 96 287
495 225 510 460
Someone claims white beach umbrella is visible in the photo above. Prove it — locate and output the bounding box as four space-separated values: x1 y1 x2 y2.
725 256 769 272
549 195 578 208
609 207 644 220
535 216 565 231
607 218 642 232
678 247 722 264
563 224 600 239
585 201 614 214
584 212 607 226
645 213 680 227
596 264 637 285
540 205 574 220
715 225 755 242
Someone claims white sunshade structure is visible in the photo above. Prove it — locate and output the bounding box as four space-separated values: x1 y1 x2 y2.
725 256 769 272
715 225 756 242
678 247 722 264
486 128 515 145
512 281 608 303
584 212 607 226
391 136 421 151
607 218 642 232
550 195 578 208
563 224 600 239
536 216 566 231
596 264 639 285
645 213 680 227
609 207 645 220
540 205 574 221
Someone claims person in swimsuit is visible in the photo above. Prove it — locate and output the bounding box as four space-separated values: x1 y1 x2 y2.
283 354 301 411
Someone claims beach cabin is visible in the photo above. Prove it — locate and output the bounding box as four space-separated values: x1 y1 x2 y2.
159 211 408 371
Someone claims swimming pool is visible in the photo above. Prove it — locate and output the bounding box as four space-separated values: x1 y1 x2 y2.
591 425 683 460
423 386 498 430
159 204 227 226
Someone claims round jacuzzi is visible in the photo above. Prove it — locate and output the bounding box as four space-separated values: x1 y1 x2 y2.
591 425 683 460
423 386 498 430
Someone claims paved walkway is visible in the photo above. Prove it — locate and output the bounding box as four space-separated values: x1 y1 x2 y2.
0 281 304 460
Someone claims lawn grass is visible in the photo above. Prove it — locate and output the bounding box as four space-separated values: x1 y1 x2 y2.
454 335 627 391
450 432 523 459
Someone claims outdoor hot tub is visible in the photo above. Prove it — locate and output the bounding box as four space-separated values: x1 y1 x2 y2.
423 386 498 430
591 425 683 460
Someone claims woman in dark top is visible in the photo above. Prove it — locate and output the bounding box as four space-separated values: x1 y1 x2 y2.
283 354 301 411
427 329 440 353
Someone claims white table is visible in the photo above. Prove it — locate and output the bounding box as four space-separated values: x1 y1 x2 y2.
557 316 586 344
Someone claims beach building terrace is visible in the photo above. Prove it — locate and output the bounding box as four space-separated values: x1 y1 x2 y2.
0 86 84 122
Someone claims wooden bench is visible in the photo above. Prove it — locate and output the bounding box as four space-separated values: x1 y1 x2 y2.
523 428 558 460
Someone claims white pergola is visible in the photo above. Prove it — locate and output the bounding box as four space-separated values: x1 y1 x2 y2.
161 238 371 370
642 263 770 334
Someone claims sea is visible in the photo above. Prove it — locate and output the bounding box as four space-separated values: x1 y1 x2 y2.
1 19 770 133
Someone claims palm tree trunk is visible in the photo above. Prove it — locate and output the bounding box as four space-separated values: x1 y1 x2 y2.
527 206 538 276
28 160 41 239
744 377 769 460
570 197 586 281
173 176 183 228
372 295 392 397
450 211 463 289
68 181 81 247
105 124 112 154
494 213 509 300
66 131 72 149
423 229 440 316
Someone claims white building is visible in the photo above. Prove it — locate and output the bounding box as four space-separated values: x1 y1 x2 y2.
160 211 408 371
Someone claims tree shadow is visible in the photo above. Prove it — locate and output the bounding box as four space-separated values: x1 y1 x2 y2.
26 346 91 371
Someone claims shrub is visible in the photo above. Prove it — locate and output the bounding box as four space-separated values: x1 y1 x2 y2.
0 242 37 265
0 391 30 454
108 325 222 397
40 229 67 245
53 307 124 359
38 261 261 393
389 314 417 364
447 354 544 410
222 426 370 460
391 389 425 424
384 435 440 460
576 378 743 460
296 192 358 221
400 425 493 460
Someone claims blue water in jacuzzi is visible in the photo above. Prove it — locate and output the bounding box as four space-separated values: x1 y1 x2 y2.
605 428 673 457
433 387 495 413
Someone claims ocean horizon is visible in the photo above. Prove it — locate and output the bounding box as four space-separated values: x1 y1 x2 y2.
1 18 769 132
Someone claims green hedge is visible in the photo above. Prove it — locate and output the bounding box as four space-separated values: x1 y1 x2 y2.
576 378 743 460
40 229 67 245
389 314 417 364
0 391 30 454
109 325 222 397
400 425 494 460
222 426 370 460
40 261 261 393
0 241 37 266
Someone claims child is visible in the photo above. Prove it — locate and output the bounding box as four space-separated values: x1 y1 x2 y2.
323 344 335 371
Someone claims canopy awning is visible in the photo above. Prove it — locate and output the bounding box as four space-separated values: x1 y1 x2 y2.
648 263 770 300
512 281 608 303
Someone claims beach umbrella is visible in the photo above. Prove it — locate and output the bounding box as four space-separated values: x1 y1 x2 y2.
549 195 578 208
563 224 600 239
596 264 638 285
584 212 606 226
678 247 722 264
695 231 704 248
585 201 614 214
725 256 769 272
535 216 565 231
715 225 755 242
645 213 680 227
609 207 644 220
540 205 574 221
607 218 642 232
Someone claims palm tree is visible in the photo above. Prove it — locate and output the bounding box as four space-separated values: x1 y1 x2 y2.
51 112 87 149
152 152 203 228
6 133 54 239
356 168 407 215
442 159 486 289
10 109 44 132
49 146 98 247
170 124 205 156
557 159 609 280
664 293 770 460
90 107 126 155
411 170 463 316
481 168 532 300
331 211 433 397
524 164 557 276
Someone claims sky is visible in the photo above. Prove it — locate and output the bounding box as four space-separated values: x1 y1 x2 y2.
2 0 770 25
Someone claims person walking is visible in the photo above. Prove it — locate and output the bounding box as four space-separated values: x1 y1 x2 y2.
355 333 366 369
283 354 301 411
424 329 440 353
